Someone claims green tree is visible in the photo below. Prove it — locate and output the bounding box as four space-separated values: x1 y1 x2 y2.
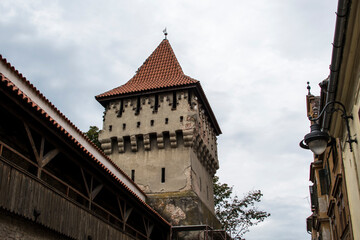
84 126 101 149
213 176 270 239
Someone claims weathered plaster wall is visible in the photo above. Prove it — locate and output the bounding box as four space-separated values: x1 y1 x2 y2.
99 90 219 208
146 191 221 228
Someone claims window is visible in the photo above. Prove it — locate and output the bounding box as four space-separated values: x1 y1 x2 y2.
150 120 154 126
154 94 159 112
131 170 135 181
123 123 126 130
172 91 177 109
319 168 330 195
137 122 141 128
161 168 165 183
135 97 140 115
165 118 169 124
180 116 183 122
109 125 112 131
117 100 123 117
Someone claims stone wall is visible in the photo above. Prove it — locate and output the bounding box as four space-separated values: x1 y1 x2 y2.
0 210 70 240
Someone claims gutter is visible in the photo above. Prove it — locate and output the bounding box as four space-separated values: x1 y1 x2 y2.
322 0 351 130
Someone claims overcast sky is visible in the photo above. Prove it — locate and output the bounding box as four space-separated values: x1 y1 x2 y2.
1 0 339 239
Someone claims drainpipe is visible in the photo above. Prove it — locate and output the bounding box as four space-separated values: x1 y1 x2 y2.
322 0 351 130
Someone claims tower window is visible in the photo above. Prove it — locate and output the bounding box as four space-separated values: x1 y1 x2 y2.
165 118 169 124
135 96 140 115
131 170 135 181
188 90 192 108
117 100 124 117
154 94 159 112
180 116 183 122
161 168 165 183
137 122 141 128
172 91 177 109
151 120 154 126
123 123 126 130
109 125 112 131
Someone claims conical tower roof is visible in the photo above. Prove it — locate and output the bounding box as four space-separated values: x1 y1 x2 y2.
96 39 221 135
96 39 198 100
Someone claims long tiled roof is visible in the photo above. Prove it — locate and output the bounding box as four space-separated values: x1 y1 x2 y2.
0 54 171 227
96 39 198 100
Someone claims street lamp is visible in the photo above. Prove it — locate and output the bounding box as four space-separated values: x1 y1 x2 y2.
299 101 357 155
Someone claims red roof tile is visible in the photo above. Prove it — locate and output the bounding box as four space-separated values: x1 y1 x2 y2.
96 39 198 100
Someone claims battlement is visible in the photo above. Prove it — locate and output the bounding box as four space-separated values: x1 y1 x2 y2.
99 90 219 175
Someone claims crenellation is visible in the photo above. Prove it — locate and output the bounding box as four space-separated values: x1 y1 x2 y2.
170 132 177 148
144 134 151 150
130 135 137 152
118 137 125 153
100 138 111 155
157 133 164 149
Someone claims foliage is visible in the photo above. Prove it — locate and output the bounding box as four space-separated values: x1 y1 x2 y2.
84 126 101 149
213 176 270 239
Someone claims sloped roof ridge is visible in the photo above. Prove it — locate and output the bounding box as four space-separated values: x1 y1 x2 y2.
96 39 198 100
135 39 184 77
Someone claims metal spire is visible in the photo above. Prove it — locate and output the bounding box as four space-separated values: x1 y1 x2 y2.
163 28 168 39
307 82 311 95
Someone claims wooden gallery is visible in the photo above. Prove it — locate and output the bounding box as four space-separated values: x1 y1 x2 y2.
0 55 171 239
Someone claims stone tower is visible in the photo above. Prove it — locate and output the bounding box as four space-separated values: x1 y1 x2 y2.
96 39 221 228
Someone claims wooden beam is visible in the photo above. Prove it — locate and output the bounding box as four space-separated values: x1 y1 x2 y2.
80 168 90 197
143 216 154 239
90 184 103 201
41 149 59 167
117 197 133 231
24 122 40 163
39 137 45 160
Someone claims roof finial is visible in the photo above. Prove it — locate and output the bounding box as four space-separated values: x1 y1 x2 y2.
307 81 311 95
163 28 168 39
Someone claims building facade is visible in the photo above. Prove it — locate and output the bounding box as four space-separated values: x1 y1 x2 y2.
96 39 222 231
303 0 360 239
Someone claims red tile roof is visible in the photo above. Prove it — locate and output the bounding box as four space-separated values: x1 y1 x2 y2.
96 39 198 100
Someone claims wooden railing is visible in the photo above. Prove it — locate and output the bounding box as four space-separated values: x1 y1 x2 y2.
0 140 148 240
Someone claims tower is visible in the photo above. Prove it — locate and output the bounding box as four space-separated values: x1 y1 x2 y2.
96 39 221 228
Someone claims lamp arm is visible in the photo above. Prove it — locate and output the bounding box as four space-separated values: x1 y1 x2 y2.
309 100 357 152
308 101 348 122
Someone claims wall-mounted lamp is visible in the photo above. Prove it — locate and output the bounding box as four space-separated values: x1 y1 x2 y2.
300 101 357 155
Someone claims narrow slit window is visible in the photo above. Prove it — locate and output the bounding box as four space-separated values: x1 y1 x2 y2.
172 91 177 109
109 125 112 131
165 118 169 124
123 123 126 130
137 122 141 128
180 116 183 122
161 168 165 183
117 100 124 117
135 96 140 115
154 94 159 112
131 170 135 181
188 90 192 108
